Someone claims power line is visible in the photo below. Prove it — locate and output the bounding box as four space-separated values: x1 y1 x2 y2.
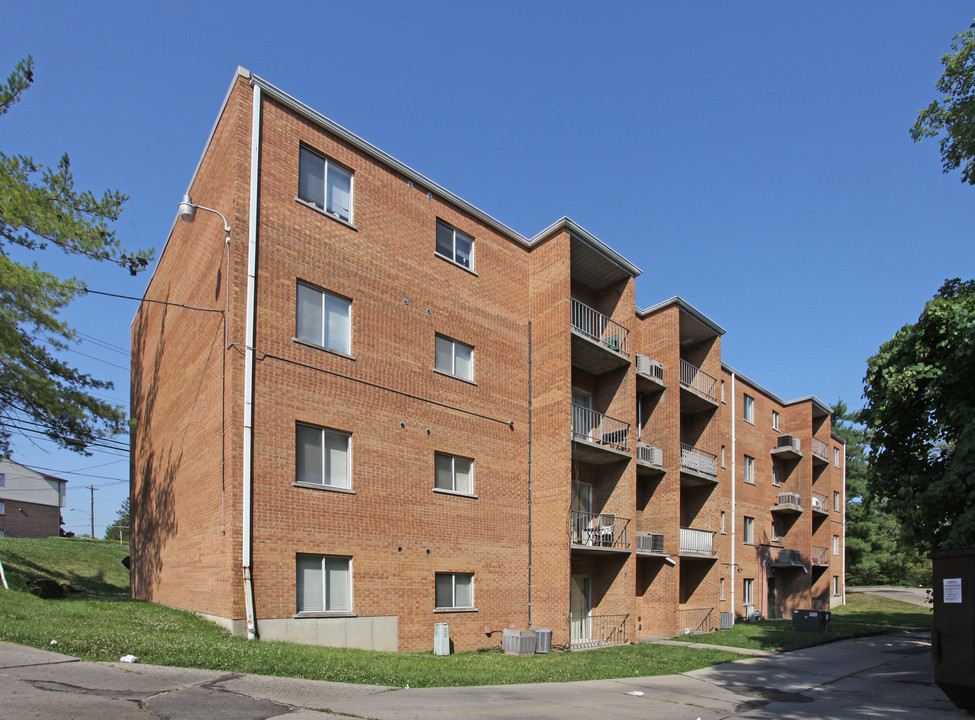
62 346 129 371
77 331 129 356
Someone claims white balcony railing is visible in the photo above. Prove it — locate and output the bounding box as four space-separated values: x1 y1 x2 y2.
775 491 803 509
680 443 718 479
811 492 828 513
572 404 630 452
680 527 716 556
569 613 629 649
811 437 829 460
571 298 629 356
679 359 718 403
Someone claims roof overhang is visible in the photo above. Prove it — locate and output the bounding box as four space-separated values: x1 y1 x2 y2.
639 296 726 345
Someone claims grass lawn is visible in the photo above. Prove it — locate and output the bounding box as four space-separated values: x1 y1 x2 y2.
0 537 742 686
672 593 932 652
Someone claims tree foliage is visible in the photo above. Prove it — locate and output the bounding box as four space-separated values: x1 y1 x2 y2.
861 279 975 551
912 20 975 184
0 57 151 456
104 496 130 542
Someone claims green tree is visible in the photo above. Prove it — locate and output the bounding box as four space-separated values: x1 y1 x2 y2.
104 496 130 542
861 279 975 551
0 57 151 456
911 20 975 184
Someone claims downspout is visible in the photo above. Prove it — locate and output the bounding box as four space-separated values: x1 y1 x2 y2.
730 372 736 618
841 448 846 606
242 82 262 639
527 321 533 627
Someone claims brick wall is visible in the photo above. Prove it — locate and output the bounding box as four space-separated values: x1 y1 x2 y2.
0 499 60 538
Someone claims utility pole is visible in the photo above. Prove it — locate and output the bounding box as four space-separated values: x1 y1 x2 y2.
90 485 95 538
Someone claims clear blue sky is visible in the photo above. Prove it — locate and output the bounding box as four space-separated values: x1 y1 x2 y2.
3 2 973 536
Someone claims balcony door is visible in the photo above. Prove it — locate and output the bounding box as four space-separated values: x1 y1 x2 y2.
570 574 592 644
571 481 593 544
572 389 594 440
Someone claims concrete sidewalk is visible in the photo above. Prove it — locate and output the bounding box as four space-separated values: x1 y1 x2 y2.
0 631 965 719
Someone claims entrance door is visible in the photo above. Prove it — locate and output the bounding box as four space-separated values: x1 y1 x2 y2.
767 576 777 619
570 574 592 644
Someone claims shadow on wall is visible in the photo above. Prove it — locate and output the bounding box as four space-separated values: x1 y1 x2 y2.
129 296 179 600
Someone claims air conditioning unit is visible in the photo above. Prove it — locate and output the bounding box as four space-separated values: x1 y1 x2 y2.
637 442 663 466
777 435 800 451
636 354 664 381
434 622 450 655
720 612 735 630
502 628 536 656
636 531 664 553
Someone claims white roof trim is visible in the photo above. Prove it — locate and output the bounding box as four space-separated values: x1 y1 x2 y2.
638 296 726 335
722 363 833 415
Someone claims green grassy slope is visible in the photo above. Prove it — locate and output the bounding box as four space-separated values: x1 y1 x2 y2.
0 537 129 597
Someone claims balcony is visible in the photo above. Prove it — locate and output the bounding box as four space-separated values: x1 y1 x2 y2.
771 435 803 461
635 442 665 477
569 613 629 650
811 546 829 567
769 547 806 569
635 531 666 556
771 491 803 514
679 527 716 558
570 511 631 553
680 443 718 486
570 298 630 374
679 359 719 412
572 405 631 463
678 606 716 634
811 492 829 516
811 437 830 466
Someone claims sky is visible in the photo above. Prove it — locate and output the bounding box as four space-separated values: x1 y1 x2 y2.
2 1 973 537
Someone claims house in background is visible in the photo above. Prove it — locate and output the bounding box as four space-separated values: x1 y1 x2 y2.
0 457 67 538
131 68 845 653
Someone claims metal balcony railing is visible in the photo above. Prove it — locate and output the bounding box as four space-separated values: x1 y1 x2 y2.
679 359 718 403
811 437 829 460
678 607 716 634
571 298 629 356
679 527 716 556
571 511 630 549
569 613 629 649
681 443 718 479
572 404 630 451
811 492 828 513
770 547 803 566
811 546 829 565
775 491 802 508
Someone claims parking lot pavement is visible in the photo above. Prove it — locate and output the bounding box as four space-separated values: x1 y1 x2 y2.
0 631 966 719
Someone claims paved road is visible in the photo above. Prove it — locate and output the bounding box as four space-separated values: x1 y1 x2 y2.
848 585 932 607
0 631 965 719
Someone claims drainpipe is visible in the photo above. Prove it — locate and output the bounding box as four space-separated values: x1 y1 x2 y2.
527 321 533 627
241 82 262 639
730 372 736 618
841 447 846 606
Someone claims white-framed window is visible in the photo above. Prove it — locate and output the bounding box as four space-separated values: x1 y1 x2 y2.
435 453 473 495
743 455 755 484
834 447 840 467
720 510 726 534
720 446 726 468
296 554 352 613
744 394 754 423
833 535 840 555
772 410 779 431
834 491 841 512
435 572 474 610
743 578 754 605
435 220 474 269
720 578 726 601
832 575 840 596
772 464 781 486
771 520 782 541
296 423 351 489
744 516 755 544
435 334 473 381
298 146 353 222
296 282 351 355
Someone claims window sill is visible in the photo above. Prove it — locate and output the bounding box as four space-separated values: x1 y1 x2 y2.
744 419 755 426
743 481 755 485
294 611 357 619
433 488 478 499
432 368 477 386
292 337 356 360
295 197 358 231
434 251 478 276
292 482 356 495
434 607 478 613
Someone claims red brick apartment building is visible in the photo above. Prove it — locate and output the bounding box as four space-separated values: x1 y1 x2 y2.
131 68 846 653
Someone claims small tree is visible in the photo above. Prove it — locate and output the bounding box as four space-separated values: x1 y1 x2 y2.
0 57 151 456
104 496 130 543
861 279 975 550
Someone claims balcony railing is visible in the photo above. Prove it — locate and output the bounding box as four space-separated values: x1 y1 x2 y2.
774 491 803 509
811 546 829 566
571 511 630 549
679 359 718 403
569 613 629 649
680 527 716 556
678 606 716 634
811 492 828 513
769 547 804 566
572 404 630 452
571 298 629 356
681 443 718 479
811 437 829 461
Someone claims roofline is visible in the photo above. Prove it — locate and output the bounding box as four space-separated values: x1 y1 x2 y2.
722 363 834 415
831 431 847 445
638 296 726 335
0 456 68 484
530 217 642 276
